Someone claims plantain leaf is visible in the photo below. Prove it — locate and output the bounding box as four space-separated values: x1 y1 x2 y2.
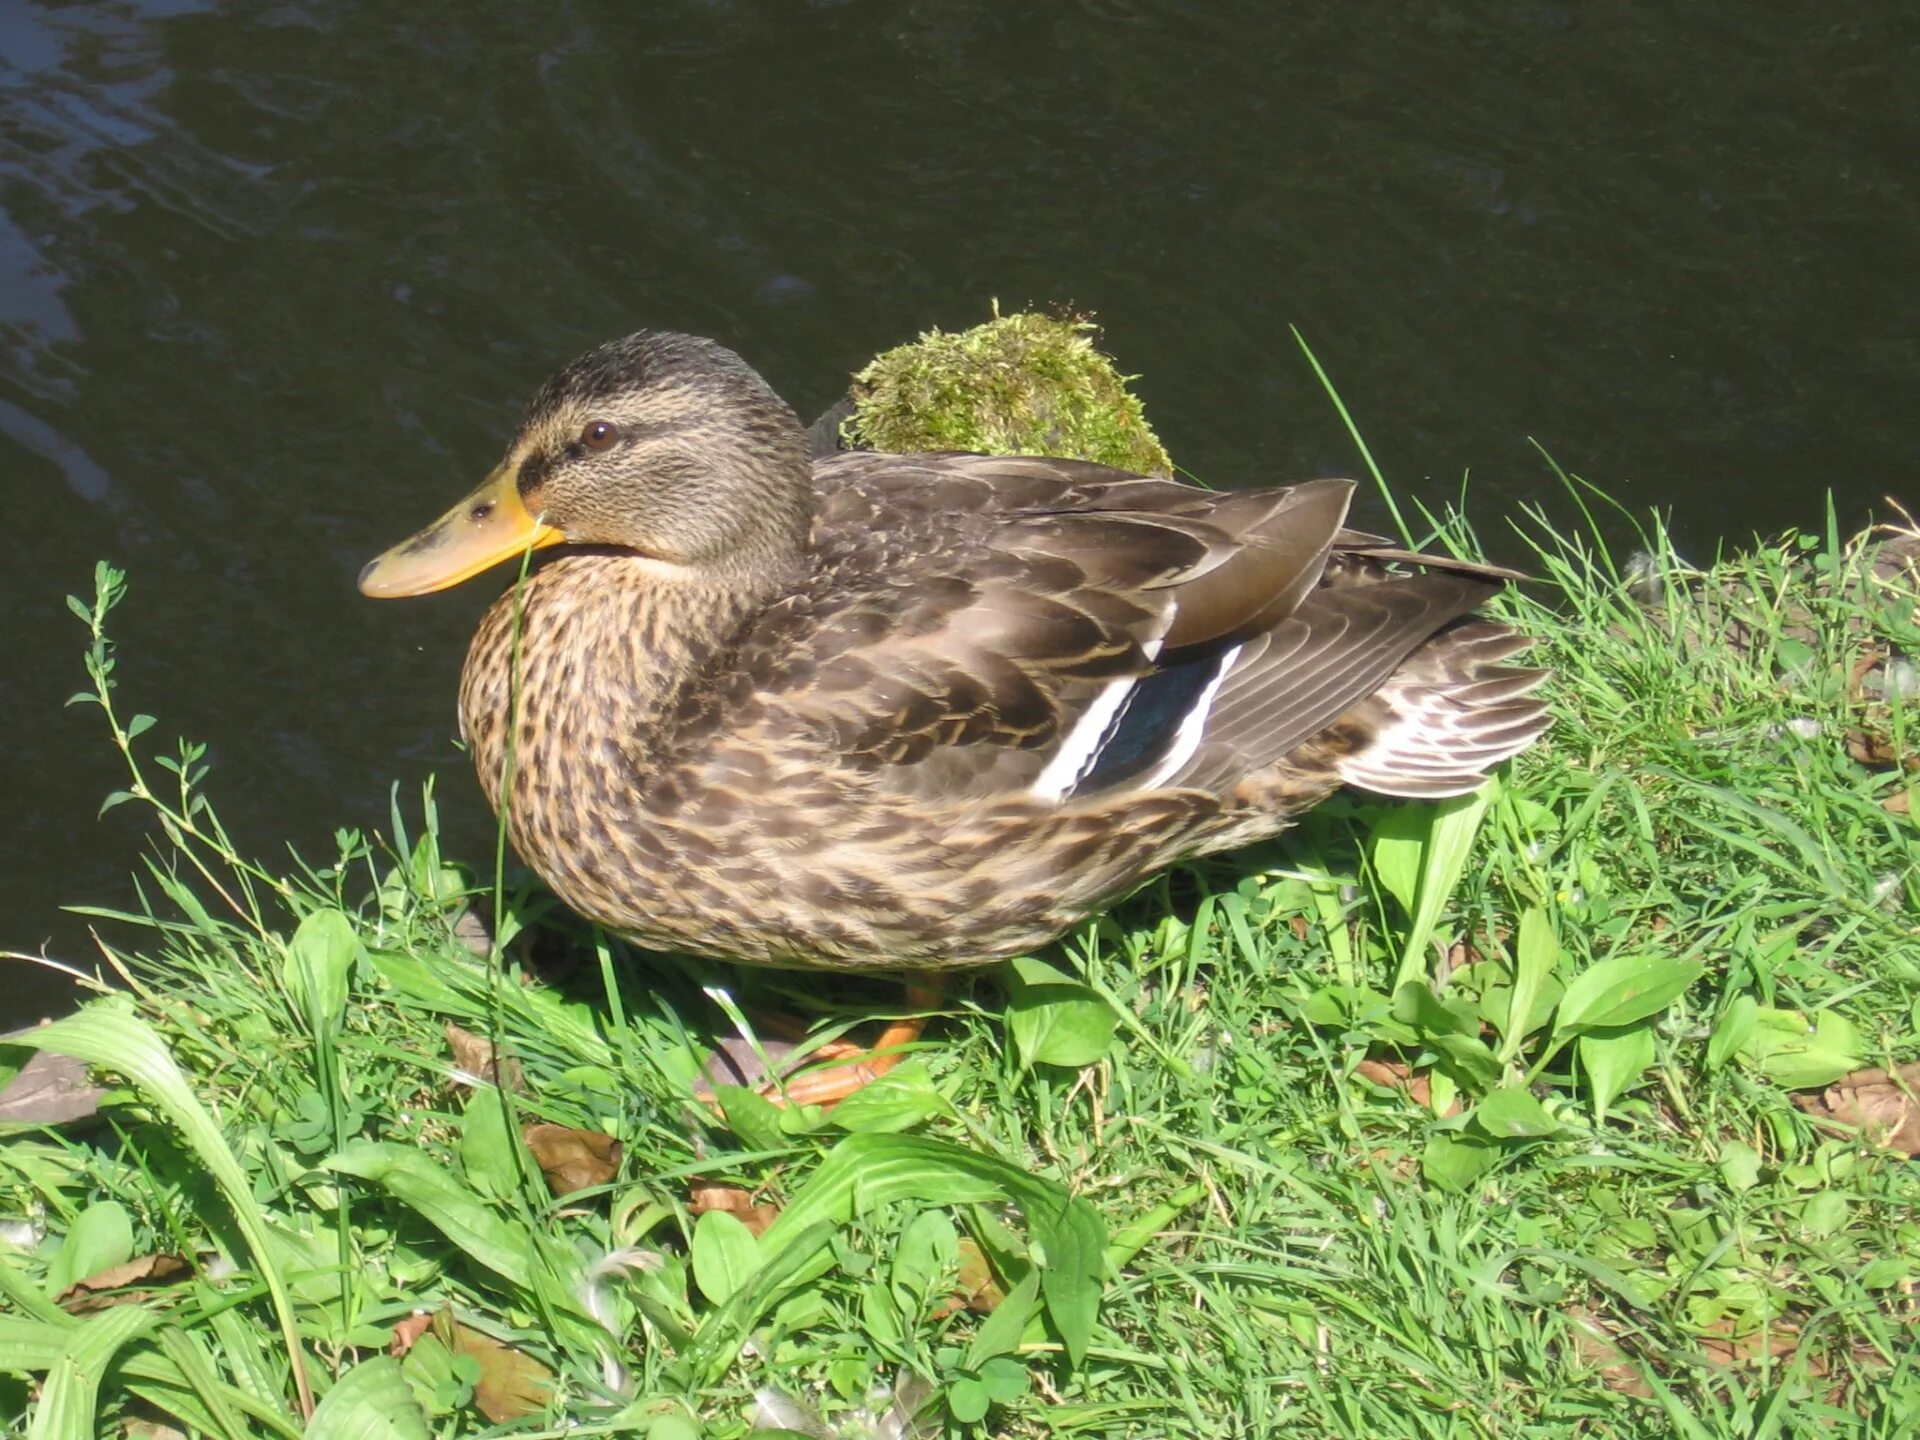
305 1358 431 1440
325 1141 536 1290
1554 955 1702 1034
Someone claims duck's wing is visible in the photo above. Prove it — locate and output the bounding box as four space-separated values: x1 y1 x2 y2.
727 452 1542 805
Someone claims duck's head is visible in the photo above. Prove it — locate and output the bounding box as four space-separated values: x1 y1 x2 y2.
359 331 812 598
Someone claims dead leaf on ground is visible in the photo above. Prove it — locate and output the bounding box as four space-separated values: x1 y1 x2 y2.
1563 1306 1654 1398
444 1022 525 1093
689 1181 782 1236
58 1253 190 1311
1698 1318 1805 1371
431 1309 555 1422
1845 726 1919 772
932 1238 1009 1317
1792 1063 1920 1156
124 1421 188 1440
1884 788 1912 817
1353 1058 1462 1117
523 1123 622 1196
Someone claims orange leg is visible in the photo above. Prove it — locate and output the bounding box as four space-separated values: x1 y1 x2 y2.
762 979 945 1109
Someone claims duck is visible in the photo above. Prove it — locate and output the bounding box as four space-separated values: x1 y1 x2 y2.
360 330 1548 1102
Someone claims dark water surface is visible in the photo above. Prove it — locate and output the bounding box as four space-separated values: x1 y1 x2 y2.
3 1 1915 1018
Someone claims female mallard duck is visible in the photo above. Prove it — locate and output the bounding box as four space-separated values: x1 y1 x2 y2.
361 331 1548 1099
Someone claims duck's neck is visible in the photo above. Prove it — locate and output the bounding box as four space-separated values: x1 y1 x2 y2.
458 551 786 832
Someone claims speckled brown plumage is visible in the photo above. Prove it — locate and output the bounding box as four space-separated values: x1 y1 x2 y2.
402 331 1551 973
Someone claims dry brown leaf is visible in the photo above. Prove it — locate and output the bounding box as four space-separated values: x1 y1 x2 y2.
1353 1058 1461 1117
124 1422 188 1440
689 1181 782 1236
444 1022 525 1093
1563 1306 1654 1398
523 1123 622 1196
432 1310 555 1423
1698 1322 1804 1370
1354 1058 1410 1089
1845 727 1916 771
1884 788 1913 816
1792 1063 1920 1156
389 1311 435 1356
930 1237 1009 1318
58 1254 190 1311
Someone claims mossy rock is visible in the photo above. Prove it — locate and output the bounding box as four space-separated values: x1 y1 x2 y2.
842 309 1173 476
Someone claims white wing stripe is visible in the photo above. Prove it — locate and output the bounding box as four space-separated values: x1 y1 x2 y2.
1029 674 1139 801
1137 642 1243 791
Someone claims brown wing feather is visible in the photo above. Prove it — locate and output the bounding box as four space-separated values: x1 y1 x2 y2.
704 451 1536 809
718 454 1357 798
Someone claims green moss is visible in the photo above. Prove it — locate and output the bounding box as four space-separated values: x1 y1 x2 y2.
845 306 1173 475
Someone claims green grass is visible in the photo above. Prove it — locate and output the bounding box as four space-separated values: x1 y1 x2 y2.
4 486 1919 1438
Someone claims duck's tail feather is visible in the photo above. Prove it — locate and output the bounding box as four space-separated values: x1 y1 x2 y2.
1332 620 1550 798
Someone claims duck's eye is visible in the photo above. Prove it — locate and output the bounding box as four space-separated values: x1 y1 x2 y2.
580 420 621 452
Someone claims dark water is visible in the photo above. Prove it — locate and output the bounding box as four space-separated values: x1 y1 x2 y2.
4 1 1915 1020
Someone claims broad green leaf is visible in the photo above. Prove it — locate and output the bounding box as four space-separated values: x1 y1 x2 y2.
965 1268 1041 1369
306 1358 431 1440
1421 1135 1501 1193
1801 1190 1849 1237
755 1134 1105 1371
947 1376 991 1425
27 1001 314 1416
714 1085 792 1153
1390 981 1477 1037
0 1315 299 1440
44 1201 133 1298
0 1315 67 1370
284 908 360 1039
1426 1030 1503 1090
1471 1084 1564 1138
1578 1024 1657 1123
1035 1197 1105 1367
1705 993 1759 1071
1368 803 1428 914
1502 907 1561 1060
1477 969 1565 1050
678 1220 838 1386
1734 1007 1865 1089
1718 1140 1762 1193
889 1210 958 1318
1293 984 1415 1043
367 952 469 1010
1389 784 1495 992
28 1304 158 1440
825 1060 951 1134
691 1210 761 1305
978 1353 1030 1404
1554 954 1702 1034
1004 957 1118 1070
325 1141 536 1290
459 1088 522 1199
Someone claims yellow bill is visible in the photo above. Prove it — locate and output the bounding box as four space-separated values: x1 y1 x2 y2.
359 464 564 598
